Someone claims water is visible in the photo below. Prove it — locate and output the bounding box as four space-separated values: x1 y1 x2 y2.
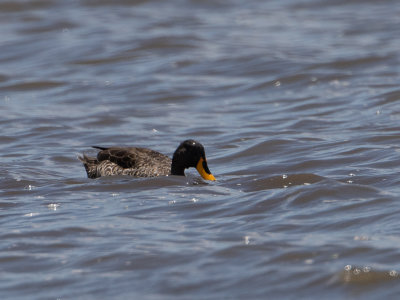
1 0 400 299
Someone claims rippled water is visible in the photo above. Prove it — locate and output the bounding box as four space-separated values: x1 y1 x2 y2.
1 0 400 299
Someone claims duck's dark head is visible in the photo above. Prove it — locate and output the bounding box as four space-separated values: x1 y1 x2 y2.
171 139 216 181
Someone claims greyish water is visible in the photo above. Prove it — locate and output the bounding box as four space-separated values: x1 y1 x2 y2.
1 0 400 299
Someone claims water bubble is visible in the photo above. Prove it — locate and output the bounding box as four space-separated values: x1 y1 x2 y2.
304 259 314 265
25 185 35 190
354 235 369 241
344 265 352 271
24 212 39 217
363 266 371 273
47 203 60 211
330 79 340 86
353 268 361 275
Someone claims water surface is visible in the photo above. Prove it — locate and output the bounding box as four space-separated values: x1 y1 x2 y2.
1 0 400 299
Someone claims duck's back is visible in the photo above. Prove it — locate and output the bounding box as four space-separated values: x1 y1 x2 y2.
84 147 172 178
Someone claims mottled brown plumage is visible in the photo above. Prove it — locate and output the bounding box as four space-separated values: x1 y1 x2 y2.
78 140 216 180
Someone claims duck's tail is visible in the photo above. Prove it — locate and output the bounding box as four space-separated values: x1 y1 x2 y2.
78 154 99 179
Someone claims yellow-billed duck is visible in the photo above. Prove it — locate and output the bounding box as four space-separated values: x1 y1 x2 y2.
79 139 216 181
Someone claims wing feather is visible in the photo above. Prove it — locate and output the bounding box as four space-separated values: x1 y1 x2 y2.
96 147 170 170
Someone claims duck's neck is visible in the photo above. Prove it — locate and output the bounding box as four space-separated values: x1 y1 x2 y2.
171 157 185 176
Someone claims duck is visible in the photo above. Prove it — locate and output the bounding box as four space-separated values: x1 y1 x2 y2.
78 139 216 181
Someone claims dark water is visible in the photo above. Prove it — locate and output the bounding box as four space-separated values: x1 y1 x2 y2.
1 0 400 299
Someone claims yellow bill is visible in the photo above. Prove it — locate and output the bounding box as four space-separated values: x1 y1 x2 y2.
196 157 216 181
